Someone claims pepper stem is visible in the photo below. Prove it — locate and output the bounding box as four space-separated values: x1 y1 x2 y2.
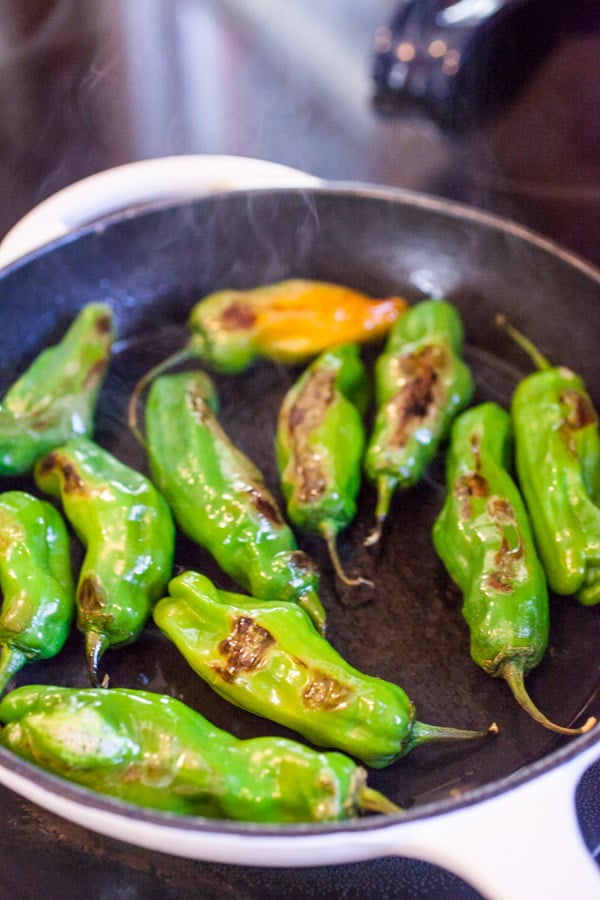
0 644 27 695
364 475 396 547
85 630 110 688
409 719 497 751
127 345 198 446
501 659 597 735
495 314 552 372
298 591 328 636
358 786 402 816
320 522 373 588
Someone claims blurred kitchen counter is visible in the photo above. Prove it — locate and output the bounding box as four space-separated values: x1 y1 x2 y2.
0 0 597 263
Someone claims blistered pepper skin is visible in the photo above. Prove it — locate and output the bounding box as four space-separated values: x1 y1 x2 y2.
0 492 75 692
145 371 326 631
0 685 399 822
187 279 407 374
33 437 175 684
512 368 600 606
154 571 490 769
0 303 115 475
275 343 370 585
364 299 474 545
433 402 595 735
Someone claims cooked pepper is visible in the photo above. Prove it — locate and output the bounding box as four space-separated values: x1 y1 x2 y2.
0 684 399 822
498 316 600 606
33 437 175 686
275 343 371 586
364 299 474 545
433 402 596 735
154 570 493 769
0 492 75 693
0 303 114 475
145 371 326 631
128 279 406 439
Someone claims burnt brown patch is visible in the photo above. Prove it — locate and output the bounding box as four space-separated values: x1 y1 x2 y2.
248 486 284 525
77 574 114 630
454 472 489 519
303 670 353 710
387 344 447 449
218 300 256 331
286 368 336 503
216 615 275 682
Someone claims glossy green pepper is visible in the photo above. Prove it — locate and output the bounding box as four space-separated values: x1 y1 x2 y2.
433 402 595 735
144 371 326 631
498 316 600 606
34 437 175 685
0 303 114 475
154 570 492 769
0 684 398 822
276 343 371 586
0 492 75 693
364 299 474 545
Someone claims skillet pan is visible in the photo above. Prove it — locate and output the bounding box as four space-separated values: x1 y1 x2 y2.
0 185 597 899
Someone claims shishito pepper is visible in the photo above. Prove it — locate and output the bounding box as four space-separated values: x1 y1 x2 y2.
0 492 75 693
275 343 371 586
498 316 600 606
144 370 326 631
154 570 492 769
33 437 175 685
0 684 399 822
0 303 114 475
433 402 596 735
364 299 474 546
128 279 406 438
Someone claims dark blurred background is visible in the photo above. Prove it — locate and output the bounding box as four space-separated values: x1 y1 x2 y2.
0 0 598 264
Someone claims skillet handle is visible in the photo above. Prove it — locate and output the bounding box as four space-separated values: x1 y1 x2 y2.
382 738 600 900
0 155 320 268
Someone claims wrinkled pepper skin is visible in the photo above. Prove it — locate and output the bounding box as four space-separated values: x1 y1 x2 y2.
512 367 600 606
0 492 75 693
154 570 490 769
187 279 407 374
364 299 474 545
145 371 326 631
0 685 399 822
33 437 175 685
275 343 370 585
433 402 594 735
0 303 115 475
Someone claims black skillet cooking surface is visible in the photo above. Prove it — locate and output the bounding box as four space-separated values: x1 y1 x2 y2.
0 186 598 833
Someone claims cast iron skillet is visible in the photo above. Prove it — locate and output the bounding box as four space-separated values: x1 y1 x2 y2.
0 186 597 899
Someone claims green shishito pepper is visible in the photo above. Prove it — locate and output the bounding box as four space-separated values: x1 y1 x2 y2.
154 570 492 769
498 316 600 606
144 371 326 632
276 343 371 586
364 299 474 546
433 402 596 735
0 303 114 475
33 437 175 686
0 685 399 823
0 492 75 693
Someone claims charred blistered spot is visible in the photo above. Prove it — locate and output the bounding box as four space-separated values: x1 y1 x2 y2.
218 300 257 332
95 313 113 335
387 345 447 448
248 485 285 525
561 388 597 448
454 472 489 519
77 574 115 630
287 368 336 502
37 453 86 493
289 549 320 576
215 615 275 682
486 498 523 594
303 670 353 710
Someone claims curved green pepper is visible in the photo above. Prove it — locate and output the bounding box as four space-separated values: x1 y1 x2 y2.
33 437 175 685
0 491 75 692
0 303 114 475
498 317 600 606
144 371 326 631
364 299 474 545
433 402 595 735
0 684 398 822
154 570 492 769
275 343 371 586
